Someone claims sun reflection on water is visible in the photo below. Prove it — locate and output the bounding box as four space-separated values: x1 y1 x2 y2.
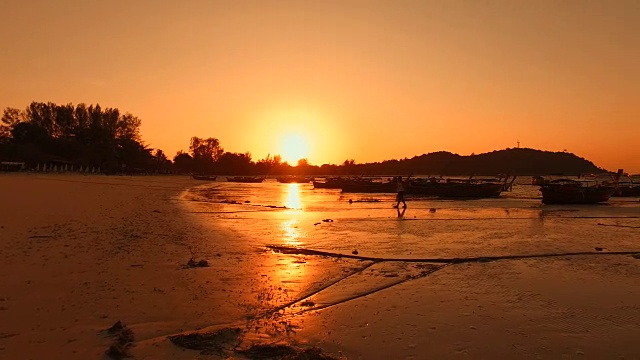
284 183 302 210
281 184 304 246
281 219 301 246
278 184 307 284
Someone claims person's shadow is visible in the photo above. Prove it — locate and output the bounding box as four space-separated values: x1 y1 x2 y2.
396 206 407 219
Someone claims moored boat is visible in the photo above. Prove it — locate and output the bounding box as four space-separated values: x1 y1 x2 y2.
226 176 266 183
540 169 623 204
338 175 511 198
340 180 396 193
539 169 623 204
613 185 640 197
276 176 314 183
612 176 640 197
409 177 507 199
410 181 504 198
312 177 348 189
192 175 217 181
540 180 617 204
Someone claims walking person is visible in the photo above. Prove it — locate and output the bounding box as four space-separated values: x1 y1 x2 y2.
394 176 408 209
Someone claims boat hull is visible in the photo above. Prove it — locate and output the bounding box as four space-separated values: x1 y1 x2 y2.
226 177 265 183
613 186 640 197
313 180 347 189
340 182 395 193
277 176 313 183
340 180 504 199
192 175 217 181
541 186 616 204
410 183 503 199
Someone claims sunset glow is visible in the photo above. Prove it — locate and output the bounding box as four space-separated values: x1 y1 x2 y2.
279 133 310 164
0 1 638 172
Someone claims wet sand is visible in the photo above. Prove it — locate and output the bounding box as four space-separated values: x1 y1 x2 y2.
0 174 252 359
1 174 640 359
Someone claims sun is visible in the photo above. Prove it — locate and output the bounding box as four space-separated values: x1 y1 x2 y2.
280 133 310 164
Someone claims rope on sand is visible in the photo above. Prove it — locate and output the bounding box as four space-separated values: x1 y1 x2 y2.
264 245 640 314
265 245 640 264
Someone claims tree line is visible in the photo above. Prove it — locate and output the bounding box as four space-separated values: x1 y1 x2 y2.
0 101 343 175
0 102 606 176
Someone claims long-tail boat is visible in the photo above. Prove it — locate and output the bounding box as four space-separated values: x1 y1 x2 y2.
192 175 217 181
408 177 508 199
226 176 266 183
612 175 640 197
312 177 348 189
539 169 623 204
276 176 314 183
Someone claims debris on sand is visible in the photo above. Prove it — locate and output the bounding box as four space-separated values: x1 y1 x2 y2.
169 328 342 359
349 198 382 204
184 248 210 268
221 199 242 204
168 327 242 356
237 344 341 360
299 300 315 307
107 320 125 334
322 219 333 223
104 321 134 359
185 258 209 268
352 250 359 255
106 342 131 360
594 247 603 252
237 344 296 359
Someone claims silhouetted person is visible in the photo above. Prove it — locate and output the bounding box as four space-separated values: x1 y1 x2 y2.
394 176 407 209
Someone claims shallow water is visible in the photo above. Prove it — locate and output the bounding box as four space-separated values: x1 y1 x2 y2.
179 178 640 358
184 179 640 259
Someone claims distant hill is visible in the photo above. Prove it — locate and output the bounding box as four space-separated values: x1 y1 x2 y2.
352 148 607 176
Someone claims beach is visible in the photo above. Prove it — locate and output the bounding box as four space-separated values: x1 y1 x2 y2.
1 174 640 359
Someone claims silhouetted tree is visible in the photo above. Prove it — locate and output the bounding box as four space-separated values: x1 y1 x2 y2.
255 153 281 174
217 152 254 174
173 150 193 173
295 158 311 175
1 108 23 140
152 149 171 173
189 137 224 174
342 159 356 174
0 101 151 172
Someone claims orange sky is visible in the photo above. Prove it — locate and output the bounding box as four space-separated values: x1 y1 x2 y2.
1 0 638 172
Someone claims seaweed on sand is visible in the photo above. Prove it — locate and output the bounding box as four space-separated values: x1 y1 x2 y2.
168 328 343 359
237 343 340 360
185 258 209 268
168 327 243 355
104 321 134 359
